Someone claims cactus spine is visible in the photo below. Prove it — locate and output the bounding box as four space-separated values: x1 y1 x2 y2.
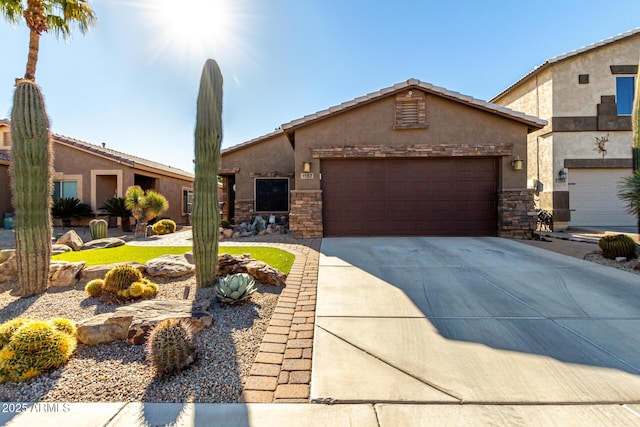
89 218 108 240
146 319 196 377
9 81 53 297
193 59 223 288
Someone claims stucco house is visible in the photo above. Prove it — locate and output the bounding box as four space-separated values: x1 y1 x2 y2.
0 119 194 227
220 79 546 238
492 28 640 230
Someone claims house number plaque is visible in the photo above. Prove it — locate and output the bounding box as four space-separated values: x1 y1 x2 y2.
300 173 314 180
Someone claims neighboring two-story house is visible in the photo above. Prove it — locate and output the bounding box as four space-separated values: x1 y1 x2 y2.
0 119 194 227
492 28 640 230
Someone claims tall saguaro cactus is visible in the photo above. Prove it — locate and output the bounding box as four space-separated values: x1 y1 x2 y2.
9 80 53 296
193 59 223 288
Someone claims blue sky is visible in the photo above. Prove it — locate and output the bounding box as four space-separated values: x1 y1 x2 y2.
1 0 640 173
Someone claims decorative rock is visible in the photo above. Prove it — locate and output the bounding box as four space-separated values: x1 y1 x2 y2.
250 215 266 232
56 230 84 251
240 231 254 237
51 244 73 255
217 253 287 286
0 249 15 264
80 262 146 281
0 255 17 283
183 251 194 264
81 237 126 250
616 256 627 263
223 228 234 239
76 312 130 345
257 230 267 236
145 254 195 278
232 232 240 239
49 261 86 288
76 299 212 345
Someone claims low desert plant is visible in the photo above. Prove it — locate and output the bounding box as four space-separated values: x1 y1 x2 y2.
152 219 176 235
86 269 158 301
84 279 104 297
0 318 77 383
100 197 132 232
146 318 196 377
103 265 143 294
215 273 256 304
220 219 231 229
89 218 108 240
51 197 93 227
598 234 637 260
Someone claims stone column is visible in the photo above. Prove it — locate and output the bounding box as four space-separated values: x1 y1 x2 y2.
290 190 323 238
498 189 537 239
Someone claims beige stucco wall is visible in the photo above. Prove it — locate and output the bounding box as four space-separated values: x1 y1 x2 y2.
553 35 640 117
292 92 531 191
220 133 295 201
52 143 193 224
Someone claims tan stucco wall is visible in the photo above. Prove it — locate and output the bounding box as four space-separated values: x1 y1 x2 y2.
0 163 11 216
53 143 193 224
292 92 531 191
553 35 640 117
496 68 554 123
220 133 295 201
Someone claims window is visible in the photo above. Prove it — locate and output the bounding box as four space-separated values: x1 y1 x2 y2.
578 74 589 84
616 76 634 115
2 132 10 147
183 189 193 215
255 178 289 212
53 181 78 199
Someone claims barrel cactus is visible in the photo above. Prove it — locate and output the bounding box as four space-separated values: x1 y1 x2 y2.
89 218 108 240
9 80 53 297
146 319 196 377
84 278 104 297
152 219 176 235
598 234 637 260
103 265 143 294
216 273 256 304
0 318 77 383
193 59 223 288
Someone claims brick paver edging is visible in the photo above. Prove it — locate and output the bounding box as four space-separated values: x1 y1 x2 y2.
236 240 321 403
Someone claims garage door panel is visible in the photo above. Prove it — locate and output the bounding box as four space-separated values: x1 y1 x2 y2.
569 169 636 227
322 158 497 236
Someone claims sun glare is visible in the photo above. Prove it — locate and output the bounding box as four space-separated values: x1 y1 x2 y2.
134 0 246 64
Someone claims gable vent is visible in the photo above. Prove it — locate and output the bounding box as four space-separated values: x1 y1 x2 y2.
395 90 427 129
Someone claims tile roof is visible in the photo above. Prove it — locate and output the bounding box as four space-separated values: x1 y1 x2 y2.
281 79 546 133
221 78 547 155
491 27 640 102
0 119 193 179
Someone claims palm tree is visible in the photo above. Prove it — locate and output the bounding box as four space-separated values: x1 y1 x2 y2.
100 197 132 232
0 0 97 81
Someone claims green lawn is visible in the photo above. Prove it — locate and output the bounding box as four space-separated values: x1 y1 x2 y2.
51 245 295 275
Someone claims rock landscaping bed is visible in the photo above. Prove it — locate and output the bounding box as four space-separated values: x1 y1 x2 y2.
0 274 282 402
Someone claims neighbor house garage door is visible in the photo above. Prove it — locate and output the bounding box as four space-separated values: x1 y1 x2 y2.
568 168 636 228
321 158 498 236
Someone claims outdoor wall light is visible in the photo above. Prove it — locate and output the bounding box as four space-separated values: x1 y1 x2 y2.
558 168 567 182
303 161 312 173
511 155 523 171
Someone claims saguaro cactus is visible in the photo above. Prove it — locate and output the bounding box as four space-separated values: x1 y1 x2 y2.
9 80 53 297
193 59 223 288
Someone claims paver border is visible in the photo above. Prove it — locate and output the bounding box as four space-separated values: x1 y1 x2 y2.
237 239 321 403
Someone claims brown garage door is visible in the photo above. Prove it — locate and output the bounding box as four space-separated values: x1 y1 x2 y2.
321 158 498 236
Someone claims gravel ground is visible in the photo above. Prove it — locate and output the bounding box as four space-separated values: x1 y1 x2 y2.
583 252 640 275
0 275 282 403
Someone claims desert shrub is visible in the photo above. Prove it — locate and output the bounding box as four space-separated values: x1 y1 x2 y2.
152 219 176 235
598 234 637 259
220 219 231 229
0 318 77 383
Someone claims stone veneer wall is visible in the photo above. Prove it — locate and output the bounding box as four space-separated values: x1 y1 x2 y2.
234 199 254 224
289 190 323 238
498 189 537 238
312 143 513 159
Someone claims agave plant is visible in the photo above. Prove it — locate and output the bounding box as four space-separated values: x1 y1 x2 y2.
215 273 256 304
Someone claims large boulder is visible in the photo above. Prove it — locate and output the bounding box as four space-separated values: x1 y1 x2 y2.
80 262 146 281
0 255 17 283
76 299 212 345
217 253 287 286
145 254 195 278
0 249 15 264
51 244 73 255
81 237 126 250
56 230 84 251
49 261 86 288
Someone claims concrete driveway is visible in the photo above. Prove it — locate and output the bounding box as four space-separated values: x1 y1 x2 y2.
312 237 640 404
